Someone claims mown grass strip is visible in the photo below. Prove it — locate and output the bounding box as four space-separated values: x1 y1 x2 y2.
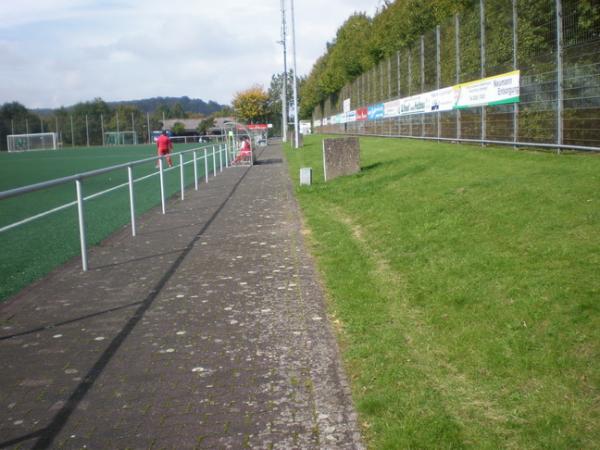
284 135 599 449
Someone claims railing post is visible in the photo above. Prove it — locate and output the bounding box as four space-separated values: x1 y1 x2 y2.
193 151 198 190
204 148 209 183
224 143 229 168
75 179 88 272
127 165 136 236
212 145 217 176
159 157 166 214
179 153 185 200
219 144 223 172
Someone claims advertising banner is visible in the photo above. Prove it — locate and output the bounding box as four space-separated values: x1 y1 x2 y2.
343 98 351 113
368 103 385 120
429 87 457 113
356 108 368 121
399 94 426 115
347 110 357 122
384 99 401 118
455 70 520 109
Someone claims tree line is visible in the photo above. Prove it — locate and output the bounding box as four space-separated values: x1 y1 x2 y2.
0 98 228 150
298 0 599 119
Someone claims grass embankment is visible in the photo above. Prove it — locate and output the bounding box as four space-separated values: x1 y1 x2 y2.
0 143 216 301
284 135 599 449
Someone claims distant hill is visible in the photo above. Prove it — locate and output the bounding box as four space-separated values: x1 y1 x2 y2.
112 96 227 115
33 96 227 116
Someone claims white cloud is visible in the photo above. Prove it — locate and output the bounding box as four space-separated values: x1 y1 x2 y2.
0 0 380 108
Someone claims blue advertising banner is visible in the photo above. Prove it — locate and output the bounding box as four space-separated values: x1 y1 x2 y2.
368 103 384 120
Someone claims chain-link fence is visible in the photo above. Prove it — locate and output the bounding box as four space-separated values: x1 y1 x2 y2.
313 0 600 151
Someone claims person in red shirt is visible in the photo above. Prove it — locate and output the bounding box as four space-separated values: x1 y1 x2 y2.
156 130 173 168
232 136 252 164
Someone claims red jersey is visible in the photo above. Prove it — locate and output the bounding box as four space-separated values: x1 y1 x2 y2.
157 134 172 152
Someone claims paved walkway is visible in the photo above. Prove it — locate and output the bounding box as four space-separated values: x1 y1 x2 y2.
0 142 364 449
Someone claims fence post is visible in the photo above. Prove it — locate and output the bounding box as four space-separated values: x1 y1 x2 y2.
212 145 217 176
408 49 413 137
204 148 209 183
436 25 441 140
556 0 564 153
180 153 185 200
225 143 229 168
455 14 461 142
388 57 392 99
193 151 198 190
397 50 401 97
219 145 223 172
480 0 486 146
420 35 425 137
513 0 519 148
128 165 136 236
159 157 166 214
75 179 88 271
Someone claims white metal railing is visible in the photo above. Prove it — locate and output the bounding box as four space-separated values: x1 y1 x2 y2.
0 143 232 271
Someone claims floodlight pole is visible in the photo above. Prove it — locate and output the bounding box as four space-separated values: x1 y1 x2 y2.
280 0 288 143
85 115 90 147
290 0 300 149
70 115 74 147
101 114 105 146
147 113 151 143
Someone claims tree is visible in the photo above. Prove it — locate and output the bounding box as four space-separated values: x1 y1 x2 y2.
267 70 295 135
0 102 45 150
170 102 187 119
172 122 186 136
232 85 269 123
196 117 215 135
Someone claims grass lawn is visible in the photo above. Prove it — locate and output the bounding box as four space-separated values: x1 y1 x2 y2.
0 143 219 301
284 135 599 449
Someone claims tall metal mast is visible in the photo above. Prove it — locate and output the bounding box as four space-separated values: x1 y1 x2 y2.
280 0 288 143
290 0 300 148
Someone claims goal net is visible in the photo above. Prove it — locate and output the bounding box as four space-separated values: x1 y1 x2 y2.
104 131 138 146
7 132 58 152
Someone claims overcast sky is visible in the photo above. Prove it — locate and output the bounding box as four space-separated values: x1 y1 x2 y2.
0 0 381 109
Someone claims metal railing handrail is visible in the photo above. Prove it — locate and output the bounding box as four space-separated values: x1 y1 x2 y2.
1 143 232 272
0 144 212 201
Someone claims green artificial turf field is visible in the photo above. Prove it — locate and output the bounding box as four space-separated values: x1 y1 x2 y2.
0 143 220 301
284 135 599 449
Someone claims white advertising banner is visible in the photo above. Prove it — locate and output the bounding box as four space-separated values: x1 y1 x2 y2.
343 98 351 113
384 99 401 118
455 70 520 109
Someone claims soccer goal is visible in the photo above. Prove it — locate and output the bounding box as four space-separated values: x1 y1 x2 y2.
7 132 58 152
104 131 138 146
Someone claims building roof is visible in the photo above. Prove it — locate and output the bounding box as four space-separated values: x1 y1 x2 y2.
161 117 237 133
